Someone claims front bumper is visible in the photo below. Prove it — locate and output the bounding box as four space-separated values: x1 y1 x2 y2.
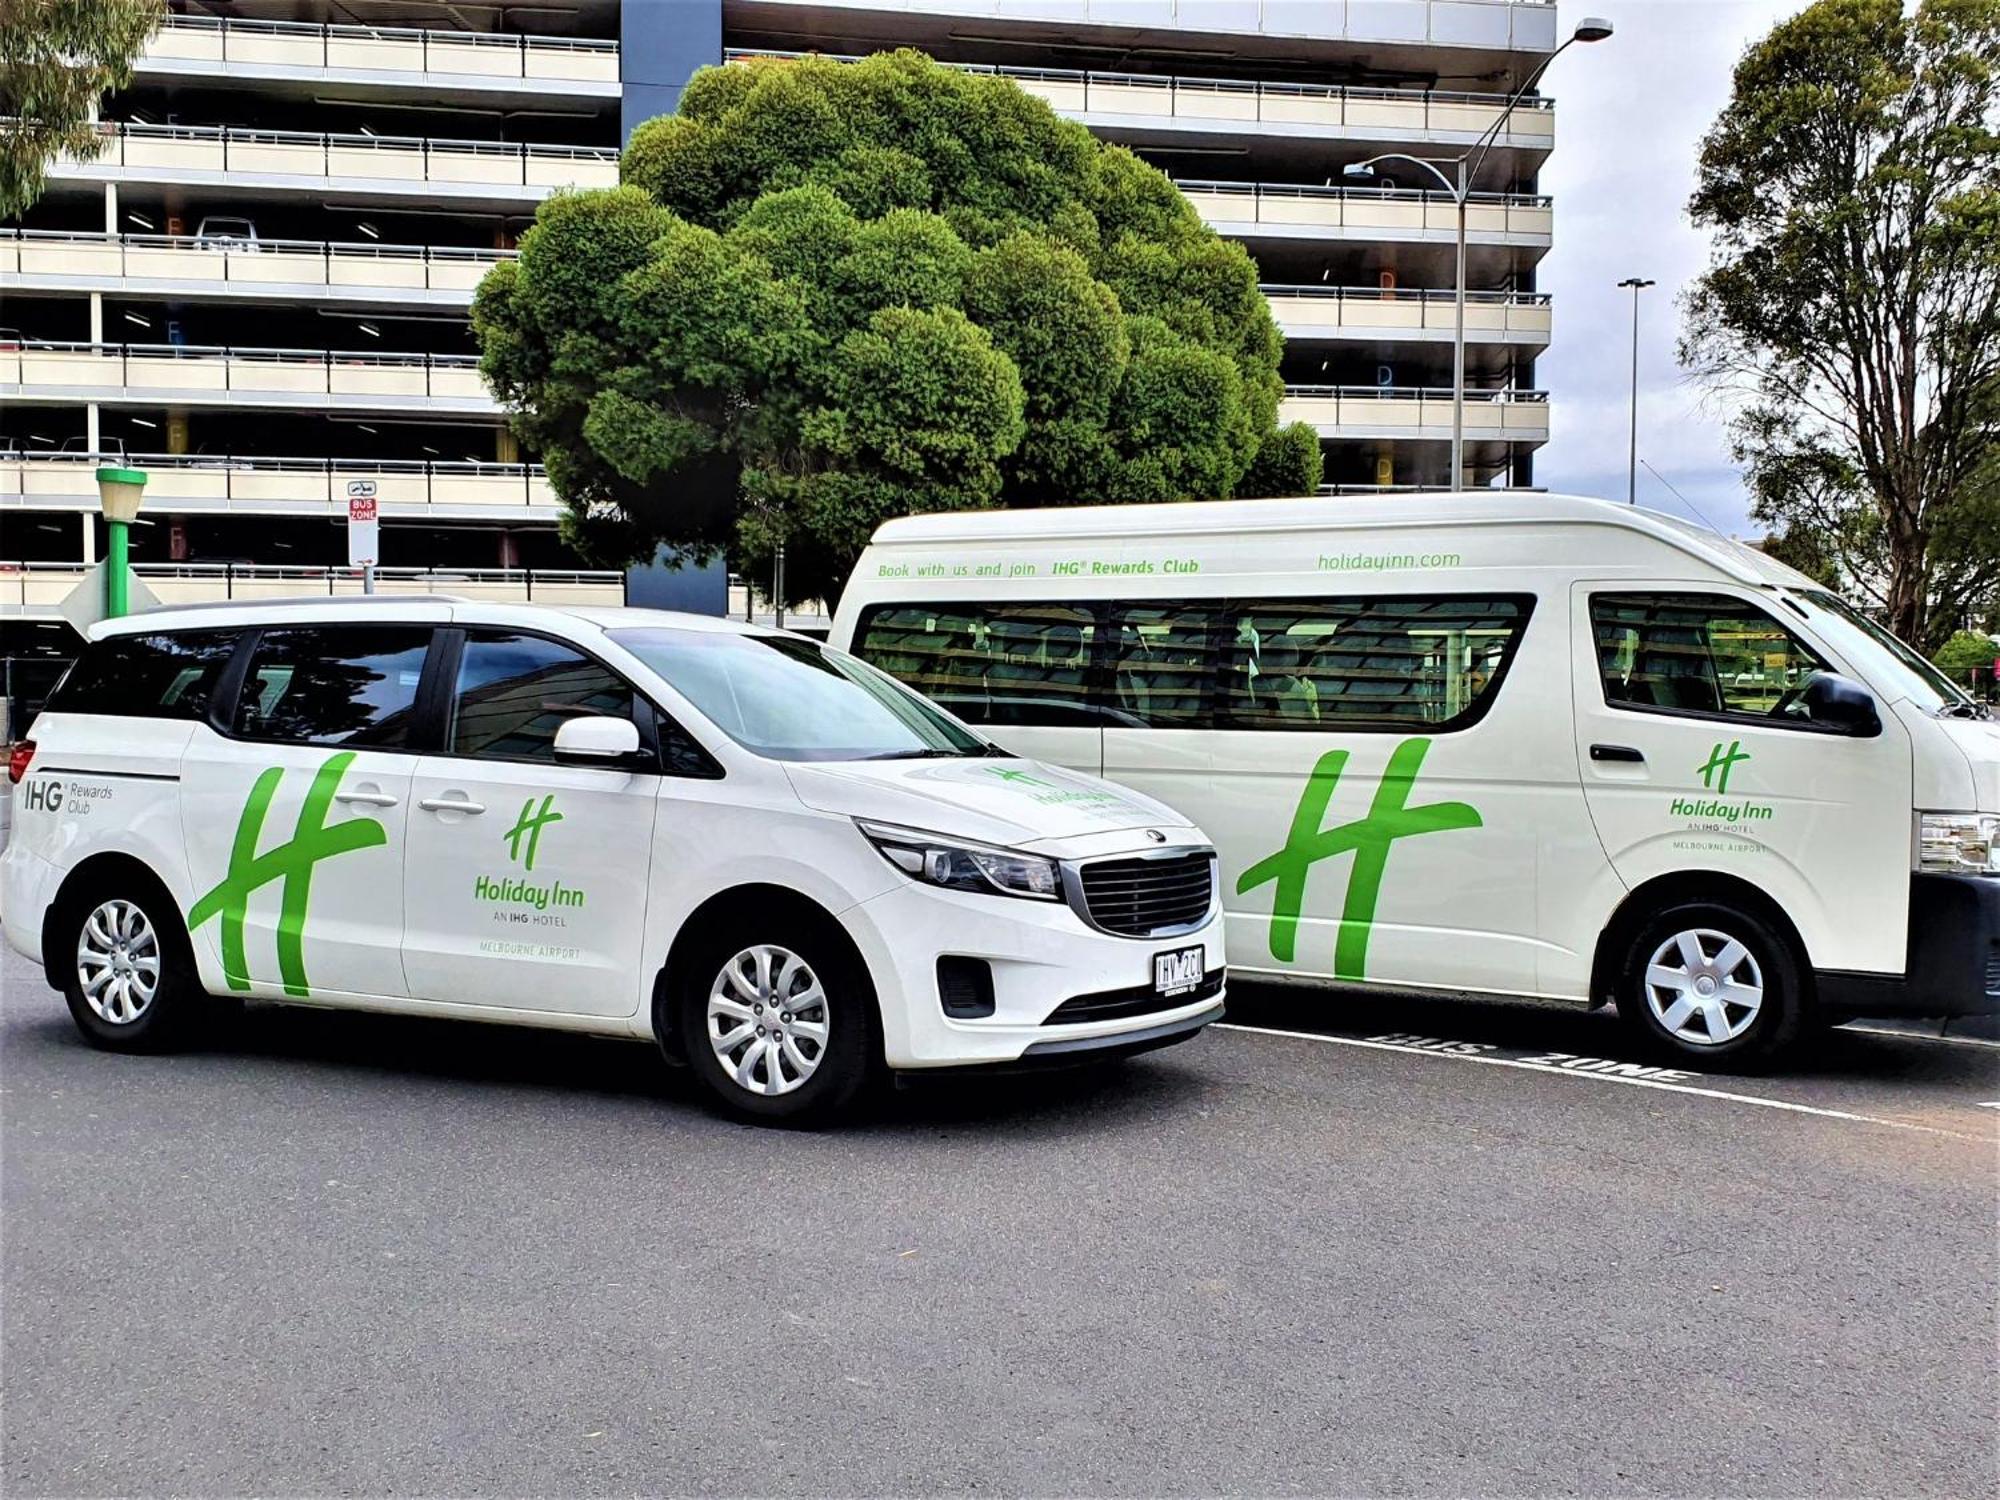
841 878 1227 1069
1816 873 2000 1018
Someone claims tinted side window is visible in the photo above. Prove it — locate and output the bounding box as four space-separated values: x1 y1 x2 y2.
235 627 432 747
1108 603 1217 728
1214 597 1529 731
48 631 238 721
852 603 1105 726
1593 593 1826 720
451 631 634 763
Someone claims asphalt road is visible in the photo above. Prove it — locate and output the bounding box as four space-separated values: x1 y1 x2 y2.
2 937 1996 1498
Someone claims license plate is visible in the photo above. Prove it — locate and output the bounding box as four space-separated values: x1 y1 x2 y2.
1154 945 1205 999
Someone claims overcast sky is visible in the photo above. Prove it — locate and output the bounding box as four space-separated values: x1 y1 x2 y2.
1537 0 1808 535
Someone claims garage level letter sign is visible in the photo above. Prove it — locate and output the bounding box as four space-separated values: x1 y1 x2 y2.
186 752 388 996
1237 737 1481 979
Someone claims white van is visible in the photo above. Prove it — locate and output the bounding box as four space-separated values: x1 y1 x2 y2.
1 601 1224 1121
832 493 2000 1063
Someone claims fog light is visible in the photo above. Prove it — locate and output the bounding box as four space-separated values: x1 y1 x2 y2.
937 956 995 1019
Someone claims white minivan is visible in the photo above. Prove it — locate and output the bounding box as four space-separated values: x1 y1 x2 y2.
832 493 2000 1063
2 600 1225 1121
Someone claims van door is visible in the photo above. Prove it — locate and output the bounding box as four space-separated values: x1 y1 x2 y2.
1572 586 1915 976
401 629 659 1018
845 599 1104 775
180 625 429 1001
1106 593 1583 999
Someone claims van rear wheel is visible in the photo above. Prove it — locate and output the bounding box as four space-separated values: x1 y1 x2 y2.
676 919 876 1125
60 884 206 1054
1617 899 1806 1066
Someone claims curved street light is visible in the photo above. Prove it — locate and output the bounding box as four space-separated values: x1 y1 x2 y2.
1342 17 1614 493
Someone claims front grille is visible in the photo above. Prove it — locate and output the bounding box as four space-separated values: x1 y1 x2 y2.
1075 851 1216 937
1044 970 1226 1026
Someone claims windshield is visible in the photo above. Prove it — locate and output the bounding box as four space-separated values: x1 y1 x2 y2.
1792 590 1973 713
610 628 993 762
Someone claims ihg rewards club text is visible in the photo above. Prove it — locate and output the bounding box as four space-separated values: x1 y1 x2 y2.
871 550 1463 581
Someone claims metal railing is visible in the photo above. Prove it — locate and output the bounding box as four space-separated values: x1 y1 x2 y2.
0 562 626 612
726 48 1554 141
146 15 619 84
1279 385 1551 436
51 121 618 192
0 452 555 514
745 0 1560 45
1182 179 1554 238
0 342 494 406
1 229 512 297
1262 284 1553 337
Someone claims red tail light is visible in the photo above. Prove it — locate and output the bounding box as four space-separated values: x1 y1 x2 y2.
7 739 34 785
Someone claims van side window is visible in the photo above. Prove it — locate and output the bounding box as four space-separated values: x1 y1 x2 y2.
852 604 1106 726
48 631 238 721
1109 604 1217 727
450 631 637 763
1213 598 1530 731
234 627 431 747
1592 593 1827 720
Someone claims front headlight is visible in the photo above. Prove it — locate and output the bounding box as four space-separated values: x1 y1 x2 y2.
857 820 1063 901
1917 812 2000 874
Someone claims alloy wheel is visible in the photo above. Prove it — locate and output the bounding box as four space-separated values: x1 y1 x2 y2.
76 899 162 1026
706 944 831 1096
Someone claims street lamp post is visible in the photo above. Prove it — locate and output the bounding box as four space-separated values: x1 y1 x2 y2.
1342 17 1612 494
1618 277 1656 504
94 465 148 619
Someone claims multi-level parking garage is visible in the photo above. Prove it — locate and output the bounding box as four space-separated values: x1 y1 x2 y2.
2 0 1565 686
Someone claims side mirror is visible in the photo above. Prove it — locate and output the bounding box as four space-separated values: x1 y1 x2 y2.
1801 671 1881 737
551 715 648 768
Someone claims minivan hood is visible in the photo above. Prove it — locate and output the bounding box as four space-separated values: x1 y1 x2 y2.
784 757 1196 847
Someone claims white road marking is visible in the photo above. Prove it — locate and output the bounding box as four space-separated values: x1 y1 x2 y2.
1841 1023 2000 1052
1215 1023 1993 1141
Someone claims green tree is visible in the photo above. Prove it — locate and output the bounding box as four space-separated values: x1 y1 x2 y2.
1 0 164 218
474 50 1320 603
1934 625 1998 673
1682 0 2000 651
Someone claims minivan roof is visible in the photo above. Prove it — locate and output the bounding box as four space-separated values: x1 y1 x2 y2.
87 597 776 641
865 491 1815 591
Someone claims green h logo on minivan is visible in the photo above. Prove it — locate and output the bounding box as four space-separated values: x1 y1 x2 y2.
187 752 387 997
1237 737 1481 980
504 794 563 871
1698 739 1750 795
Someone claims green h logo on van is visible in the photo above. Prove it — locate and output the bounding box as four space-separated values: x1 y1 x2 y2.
504 794 563 871
1698 739 1750 795
186 752 388 997
1237 737 1481 980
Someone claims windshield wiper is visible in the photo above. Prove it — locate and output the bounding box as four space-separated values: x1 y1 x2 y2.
1938 700 1990 720
860 747 979 760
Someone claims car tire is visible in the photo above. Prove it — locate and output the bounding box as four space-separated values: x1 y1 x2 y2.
676 916 877 1125
1616 898 1807 1067
58 881 210 1054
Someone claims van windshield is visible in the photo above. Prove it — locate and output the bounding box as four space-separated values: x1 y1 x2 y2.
610 627 994 761
1791 590 1976 715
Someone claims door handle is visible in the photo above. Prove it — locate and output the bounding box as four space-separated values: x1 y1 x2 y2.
1590 744 1646 764
418 794 486 815
334 789 399 808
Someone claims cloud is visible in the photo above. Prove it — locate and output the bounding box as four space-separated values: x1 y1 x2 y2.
1537 0 1809 533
